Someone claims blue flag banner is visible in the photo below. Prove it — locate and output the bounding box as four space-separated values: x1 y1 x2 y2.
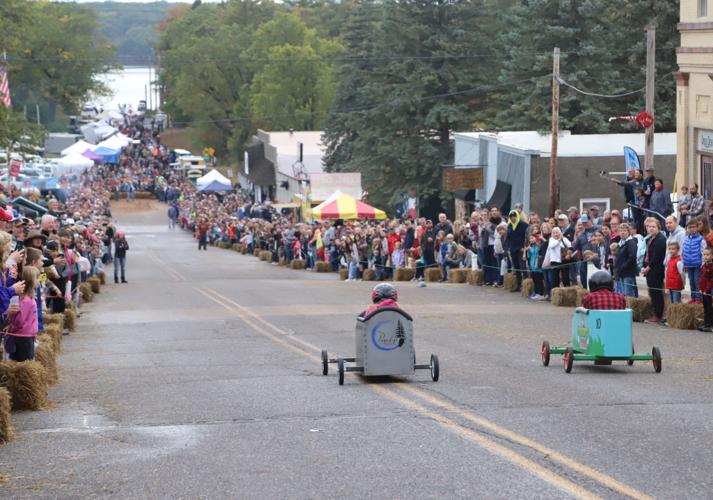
623 146 641 172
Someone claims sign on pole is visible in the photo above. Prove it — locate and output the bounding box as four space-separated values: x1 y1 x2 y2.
442 167 484 191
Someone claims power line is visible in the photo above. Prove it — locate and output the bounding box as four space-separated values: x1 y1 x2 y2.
557 72 674 99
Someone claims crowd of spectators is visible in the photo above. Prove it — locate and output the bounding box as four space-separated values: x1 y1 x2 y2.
161 154 713 330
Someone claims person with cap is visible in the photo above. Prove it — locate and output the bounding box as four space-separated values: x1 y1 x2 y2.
506 209 529 292
588 205 602 227
581 270 626 310
513 203 529 223
114 229 130 284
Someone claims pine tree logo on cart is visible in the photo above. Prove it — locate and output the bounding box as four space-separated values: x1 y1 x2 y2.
371 319 406 351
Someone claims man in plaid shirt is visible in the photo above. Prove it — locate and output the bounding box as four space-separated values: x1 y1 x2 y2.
688 184 704 218
582 271 627 310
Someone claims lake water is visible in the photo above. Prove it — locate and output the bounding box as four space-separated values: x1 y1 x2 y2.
96 66 160 113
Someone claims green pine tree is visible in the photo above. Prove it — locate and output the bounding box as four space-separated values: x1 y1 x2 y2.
324 0 495 211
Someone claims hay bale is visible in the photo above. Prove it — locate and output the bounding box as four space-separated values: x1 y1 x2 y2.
64 308 76 332
290 259 306 270
467 269 484 286
259 251 271 261
447 268 468 284
232 243 243 252
88 277 101 294
521 278 534 298
395 268 415 281
44 325 62 354
626 297 654 322
425 268 443 282
315 261 332 273
666 302 704 330
79 283 94 303
97 271 106 285
575 288 589 307
35 337 58 385
0 387 12 444
0 361 48 411
503 272 518 292
43 313 64 329
551 286 578 307
253 248 261 257
339 269 349 280
363 269 376 281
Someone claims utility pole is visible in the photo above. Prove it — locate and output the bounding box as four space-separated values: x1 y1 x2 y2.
644 25 656 171
549 47 560 217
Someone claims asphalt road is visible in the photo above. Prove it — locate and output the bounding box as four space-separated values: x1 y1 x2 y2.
2 201 713 499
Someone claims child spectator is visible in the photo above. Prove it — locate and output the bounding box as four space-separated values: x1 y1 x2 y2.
4 266 40 362
526 232 545 300
665 242 685 304
698 247 713 332
391 241 405 270
493 223 508 288
682 219 705 303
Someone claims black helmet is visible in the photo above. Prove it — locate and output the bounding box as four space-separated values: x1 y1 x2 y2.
588 270 614 292
371 283 398 303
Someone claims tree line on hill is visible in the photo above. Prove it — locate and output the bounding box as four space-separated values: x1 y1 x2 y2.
159 0 679 211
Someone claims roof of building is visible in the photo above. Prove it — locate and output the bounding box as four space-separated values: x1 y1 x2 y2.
454 130 676 158
257 130 326 177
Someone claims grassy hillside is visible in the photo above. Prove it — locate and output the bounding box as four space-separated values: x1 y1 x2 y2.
82 1 176 66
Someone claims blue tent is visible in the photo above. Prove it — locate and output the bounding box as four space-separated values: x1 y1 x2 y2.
198 180 233 193
93 146 121 164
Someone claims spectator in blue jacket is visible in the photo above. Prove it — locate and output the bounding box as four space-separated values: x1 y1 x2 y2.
682 219 706 302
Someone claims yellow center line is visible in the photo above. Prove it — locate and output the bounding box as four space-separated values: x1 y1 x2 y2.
198 286 608 499
205 287 324 353
370 384 600 500
396 383 653 500
148 253 185 282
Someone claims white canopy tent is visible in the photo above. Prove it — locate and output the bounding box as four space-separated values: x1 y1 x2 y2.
55 152 94 174
196 169 231 188
60 140 93 157
95 133 130 150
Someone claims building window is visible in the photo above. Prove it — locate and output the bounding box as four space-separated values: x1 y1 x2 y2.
701 0 708 17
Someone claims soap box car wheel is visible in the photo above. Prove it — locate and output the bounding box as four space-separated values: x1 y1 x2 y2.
652 347 662 373
337 358 345 385
627 345 635 366
541 340 550 367
564 347 574 373
321 350 329 376
430 354 439 382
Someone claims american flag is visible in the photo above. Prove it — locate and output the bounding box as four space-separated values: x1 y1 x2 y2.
0 62 11 107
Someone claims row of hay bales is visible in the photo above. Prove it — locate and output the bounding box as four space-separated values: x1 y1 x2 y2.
0 271 107 445
220 243 705 330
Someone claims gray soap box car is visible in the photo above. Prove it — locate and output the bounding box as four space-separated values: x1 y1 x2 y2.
321 307 439 385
